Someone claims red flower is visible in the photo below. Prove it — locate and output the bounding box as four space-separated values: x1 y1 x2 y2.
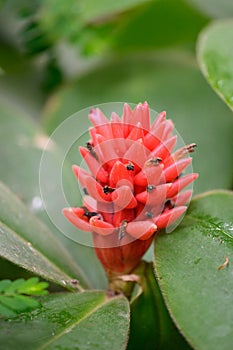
63 102 198 282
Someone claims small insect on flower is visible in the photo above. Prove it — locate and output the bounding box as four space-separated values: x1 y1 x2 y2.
145 157 162 167
118 220 128 240
86 142 99 160
63 102 198 287
146 184 156 193
83 208 99 219
126 163 135 171
103 186 115 194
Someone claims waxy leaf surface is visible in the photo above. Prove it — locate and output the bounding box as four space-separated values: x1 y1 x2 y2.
0 291 130 350
197 19 233 112
154 191 233 350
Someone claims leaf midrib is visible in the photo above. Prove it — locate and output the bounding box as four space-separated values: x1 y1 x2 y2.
185 213 233 242
0 220 83 291
0 181 91 289
37 294 119 350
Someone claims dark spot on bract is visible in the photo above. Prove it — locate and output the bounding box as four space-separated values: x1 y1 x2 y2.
146 184 156 193
103 186 115 194
126 163 134 171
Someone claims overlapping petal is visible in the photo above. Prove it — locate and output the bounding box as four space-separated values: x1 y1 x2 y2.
63 102 198 277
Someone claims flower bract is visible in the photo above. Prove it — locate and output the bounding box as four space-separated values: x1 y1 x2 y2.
63 102 198 280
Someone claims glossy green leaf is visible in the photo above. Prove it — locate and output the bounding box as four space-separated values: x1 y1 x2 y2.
188 0 233 18
0 182 83 290
197 19 233 112
127 262 192 350
0 291 130 350
0 99 107 289
154 190 233 350
43 50 233 194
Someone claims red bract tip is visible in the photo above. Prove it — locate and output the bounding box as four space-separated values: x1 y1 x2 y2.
109 161 133 188
136 183 170 206
79 146 109 183
151 111 166 129
155 206 187 229
112 185 137 209
127 122 145 141
167 173 199 198
63 102 198 282
144 120 168 150
62 208 91 232
89 216 115 236
151 135 177 160
134 163 163 186
124 139 149 169
126 221 157 240
163 157 192 182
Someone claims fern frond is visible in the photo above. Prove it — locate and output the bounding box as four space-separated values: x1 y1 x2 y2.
0 277 49 318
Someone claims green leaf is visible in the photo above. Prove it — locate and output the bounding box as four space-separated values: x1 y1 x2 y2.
0 291 130 350
21 281 49 296
154 190 233 350
0 99 107 289
4 277 49 296
13 295 40 309
0 295 39 313
127 262 192 350
15 277 48 295
4 278 26 293
0 280 11 292
197 19 233 112
0 277 48 317
0 303 16 318
43 50 233 194
14 277 40 292
0 181 82 290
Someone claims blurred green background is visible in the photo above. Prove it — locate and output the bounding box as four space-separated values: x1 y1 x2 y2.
0 0 233 286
